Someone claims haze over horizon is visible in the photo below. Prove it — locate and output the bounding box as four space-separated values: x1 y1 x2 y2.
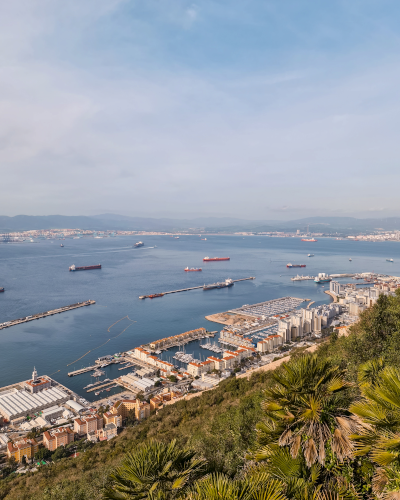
1 1 400 219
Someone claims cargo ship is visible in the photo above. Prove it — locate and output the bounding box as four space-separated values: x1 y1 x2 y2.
69 264 101 271
301 238 317 242
184 267 202 272
148 293 164 299
134 241 144 247
0 287 4 293
203 279 234 290
286 263 306 268
314 273 332 283
203 257 230 262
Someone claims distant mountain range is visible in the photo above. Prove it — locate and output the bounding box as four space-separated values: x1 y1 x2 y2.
1 214 400 233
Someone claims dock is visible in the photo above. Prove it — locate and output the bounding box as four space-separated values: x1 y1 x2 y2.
139 277 255 299
0 300 96 330
118 363 134 371
68 365 98 377
86 380 116 392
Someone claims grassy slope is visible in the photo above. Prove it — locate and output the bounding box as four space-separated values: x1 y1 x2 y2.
0 371 273 500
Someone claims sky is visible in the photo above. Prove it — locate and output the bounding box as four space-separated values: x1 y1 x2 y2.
2 0 400 220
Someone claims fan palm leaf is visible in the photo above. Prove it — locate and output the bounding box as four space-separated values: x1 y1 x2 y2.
104 439 206 499
255 354 356 467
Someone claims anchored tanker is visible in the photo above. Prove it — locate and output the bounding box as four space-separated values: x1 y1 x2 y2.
286 263 306 268
69 264 101 271
203 256 230 262
184 267 202 272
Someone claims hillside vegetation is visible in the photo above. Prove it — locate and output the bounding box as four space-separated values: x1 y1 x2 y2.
2 291 400 499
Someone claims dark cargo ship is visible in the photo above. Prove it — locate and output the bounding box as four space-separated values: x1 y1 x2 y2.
203 279 234 290
69 264 101 272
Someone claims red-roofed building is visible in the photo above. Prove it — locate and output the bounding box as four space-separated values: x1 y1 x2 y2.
74 414 103 436
43 427 74 451
7 438 39 463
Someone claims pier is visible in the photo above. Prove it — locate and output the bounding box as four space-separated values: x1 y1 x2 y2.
0 300 96 330
68 365 98 377
86 380 116 392
139 277 255 299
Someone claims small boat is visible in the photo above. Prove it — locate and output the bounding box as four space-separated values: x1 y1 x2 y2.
307 254 314 257
175 236 179 239
201 238 207 240
386 258 394 262
60 244 64 247
349 258 352 261
95 392 100 396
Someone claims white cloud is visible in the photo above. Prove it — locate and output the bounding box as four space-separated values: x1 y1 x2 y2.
1 0 400 218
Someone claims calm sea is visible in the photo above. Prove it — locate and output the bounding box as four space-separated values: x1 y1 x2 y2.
0 235 398 400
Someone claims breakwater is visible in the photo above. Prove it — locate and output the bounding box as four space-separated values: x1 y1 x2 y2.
0 300 96 330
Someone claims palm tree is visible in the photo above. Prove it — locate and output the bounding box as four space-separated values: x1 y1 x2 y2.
104 439 206 499
350 365 400 498
187 472 286 500
187 467 354 500
357 358 385 388
254 354 358 467
248 445 357 500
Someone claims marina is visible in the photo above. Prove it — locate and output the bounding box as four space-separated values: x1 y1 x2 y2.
139 277 255 299
230 296 306 319
0 300 96 330
173 351 201 364
199 341 224 353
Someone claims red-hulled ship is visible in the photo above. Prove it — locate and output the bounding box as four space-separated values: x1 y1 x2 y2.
69 264 101 272
184 267 202 272
301 238 317 242
148 293 164 299
203 257 230 262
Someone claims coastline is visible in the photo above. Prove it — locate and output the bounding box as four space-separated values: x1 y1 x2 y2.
324 290 338 302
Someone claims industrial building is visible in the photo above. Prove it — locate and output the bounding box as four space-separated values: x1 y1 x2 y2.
120 373 155 392
0 386 69 422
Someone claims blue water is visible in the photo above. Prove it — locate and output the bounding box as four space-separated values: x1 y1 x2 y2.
0 235 398 400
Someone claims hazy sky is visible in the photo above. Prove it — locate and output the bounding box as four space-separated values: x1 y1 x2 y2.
2 0 400 219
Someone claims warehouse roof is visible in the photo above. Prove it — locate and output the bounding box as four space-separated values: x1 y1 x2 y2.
0 387 68 420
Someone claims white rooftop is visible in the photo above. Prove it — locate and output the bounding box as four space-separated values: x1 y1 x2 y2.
0 387 68 420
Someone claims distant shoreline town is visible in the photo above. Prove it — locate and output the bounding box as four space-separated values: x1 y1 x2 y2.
2 227 400 242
